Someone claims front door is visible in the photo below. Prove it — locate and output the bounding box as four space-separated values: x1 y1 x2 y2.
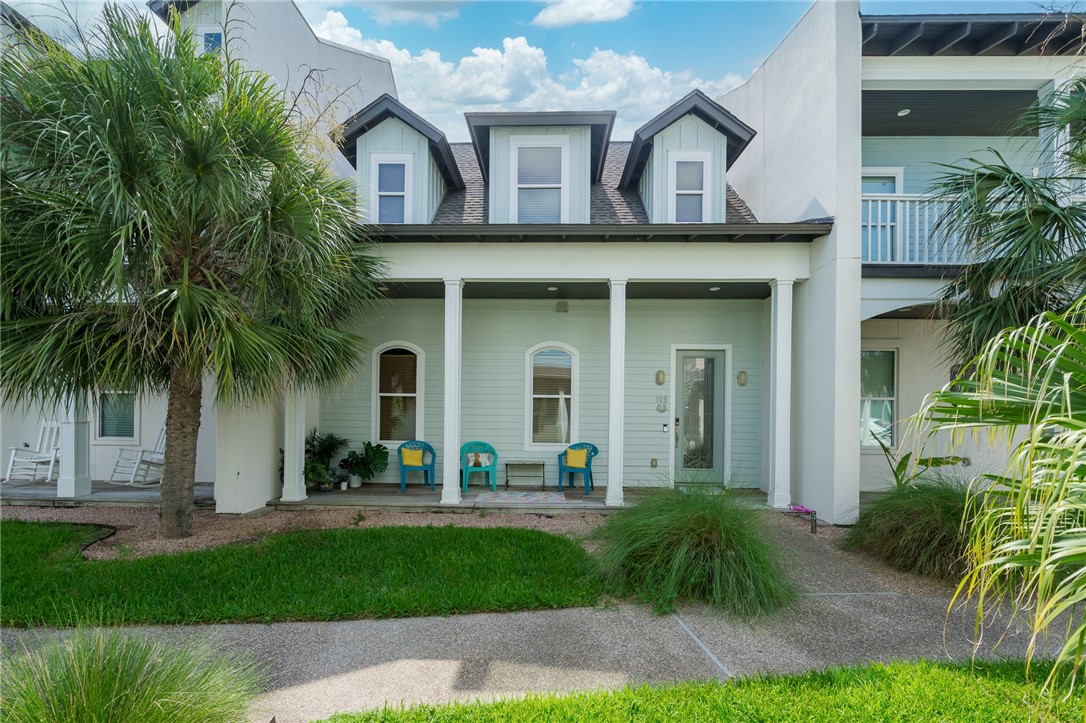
674 350 726 483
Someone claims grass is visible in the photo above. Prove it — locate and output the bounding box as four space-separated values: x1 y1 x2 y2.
0 520 604 626
843 477 974 580
319 659 1083 722
592 489 795 616
1 627 260 723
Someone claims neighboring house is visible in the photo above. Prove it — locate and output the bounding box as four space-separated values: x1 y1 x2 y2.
0 0 397 499
2 0 1082 524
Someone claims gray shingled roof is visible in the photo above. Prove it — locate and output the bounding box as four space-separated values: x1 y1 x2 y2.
433 141 757 224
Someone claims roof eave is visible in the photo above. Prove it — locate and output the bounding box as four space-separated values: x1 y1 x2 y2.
374 222 832 243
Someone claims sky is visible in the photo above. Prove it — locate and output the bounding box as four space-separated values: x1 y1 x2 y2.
8 0 1062 140
297 0 1056 139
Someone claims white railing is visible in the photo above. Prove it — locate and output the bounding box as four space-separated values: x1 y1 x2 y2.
861 194 970 265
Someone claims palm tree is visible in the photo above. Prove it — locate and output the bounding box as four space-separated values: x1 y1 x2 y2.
930 75 1086 363
0 8 384 537
918 298 1086 691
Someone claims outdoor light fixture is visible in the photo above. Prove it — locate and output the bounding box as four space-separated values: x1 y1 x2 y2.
736 370 748 387
896 108 911 117
708 286 721 292
655 370 666 385
547 286 558 291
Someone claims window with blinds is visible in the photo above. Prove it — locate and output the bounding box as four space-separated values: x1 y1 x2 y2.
668 150 712 223
860 350 895 448
377 347 419 442
99 392 136 439
370 153 412 224
511 138 567 223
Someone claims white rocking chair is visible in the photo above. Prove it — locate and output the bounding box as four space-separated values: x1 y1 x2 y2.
5 421 62 483
107 424 166 487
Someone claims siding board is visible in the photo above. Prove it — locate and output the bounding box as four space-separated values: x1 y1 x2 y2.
862 136 1039 193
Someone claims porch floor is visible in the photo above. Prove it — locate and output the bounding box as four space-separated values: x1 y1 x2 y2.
0 480 216 508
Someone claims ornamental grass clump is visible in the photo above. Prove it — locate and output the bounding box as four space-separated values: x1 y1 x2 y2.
593 489 795 616
843 476 975 580
0 628 261 723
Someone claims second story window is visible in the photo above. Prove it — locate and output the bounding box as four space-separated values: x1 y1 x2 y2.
668 150 712 223
511 136 569 223
197 27 223 55
370 153 413 224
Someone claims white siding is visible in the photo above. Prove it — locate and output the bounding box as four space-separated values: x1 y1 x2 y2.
320 298 765 490
862 136 1039 194
489 126 592 224
639 154 654 220
643 115 730 223
355 117 446 223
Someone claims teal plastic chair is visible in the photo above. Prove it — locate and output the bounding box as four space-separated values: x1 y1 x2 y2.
558 442 598 496
460 441 498 492
397 440 436 493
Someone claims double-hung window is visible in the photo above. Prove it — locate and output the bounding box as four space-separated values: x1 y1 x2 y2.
526 343 577 447
374 344 423 443
668 150 712 223
370 153 412 224
97 391 137 442
860 350 896 448
511 136 569 223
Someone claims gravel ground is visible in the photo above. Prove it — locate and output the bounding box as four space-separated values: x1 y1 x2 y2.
0 506 607 560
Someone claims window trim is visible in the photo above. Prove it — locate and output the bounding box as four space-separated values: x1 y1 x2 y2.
509 135 570 224
369 153 413 225
861 167 904 195
860 347 899 452
524 341 579 450
667 149 712 224
93 390 140 446
371 341 425 446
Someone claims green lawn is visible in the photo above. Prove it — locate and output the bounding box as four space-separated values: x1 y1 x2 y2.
320 659 1081 722
0 520 603 626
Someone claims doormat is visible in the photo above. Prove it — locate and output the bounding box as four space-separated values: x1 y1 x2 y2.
475 491 568 506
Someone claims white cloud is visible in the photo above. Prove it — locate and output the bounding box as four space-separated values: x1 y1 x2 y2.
531 0 634 29
363 1 459 29
312 10 745 141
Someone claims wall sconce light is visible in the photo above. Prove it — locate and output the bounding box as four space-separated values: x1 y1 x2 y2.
655 370 666 386
736 370 748 387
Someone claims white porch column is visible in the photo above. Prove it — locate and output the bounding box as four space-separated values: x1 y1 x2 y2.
606 279 627 507
281 391 307 502
441 278 463 505
768 279 794 509
57 394 91 497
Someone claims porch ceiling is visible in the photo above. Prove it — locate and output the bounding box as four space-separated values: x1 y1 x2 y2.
381 281 772 300
863 89 1038 136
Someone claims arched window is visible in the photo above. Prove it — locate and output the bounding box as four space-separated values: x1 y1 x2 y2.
526 343 577 447
373 343 424 443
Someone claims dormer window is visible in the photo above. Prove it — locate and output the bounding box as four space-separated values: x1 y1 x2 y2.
511 136 569 223
668 150 712 223
370 153 413 224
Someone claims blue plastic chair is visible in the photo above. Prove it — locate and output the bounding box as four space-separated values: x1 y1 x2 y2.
460 441 499 492
397 440 436 493
558 443 598 496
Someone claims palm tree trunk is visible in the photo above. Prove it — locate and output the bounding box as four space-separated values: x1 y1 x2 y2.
159 367 202 538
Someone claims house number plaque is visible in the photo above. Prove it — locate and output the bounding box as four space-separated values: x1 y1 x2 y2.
656 395 668 413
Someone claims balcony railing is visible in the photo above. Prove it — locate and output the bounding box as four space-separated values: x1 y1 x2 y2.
861 194 970 265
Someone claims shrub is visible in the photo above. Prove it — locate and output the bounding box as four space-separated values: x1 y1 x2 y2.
843 477 975 580
593 489 795 616
1 628 261 723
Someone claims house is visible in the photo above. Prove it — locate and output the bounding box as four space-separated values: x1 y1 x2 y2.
2 0 1082 524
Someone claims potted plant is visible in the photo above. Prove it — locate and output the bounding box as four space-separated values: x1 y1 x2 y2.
304 430 349 492
339 441 390 487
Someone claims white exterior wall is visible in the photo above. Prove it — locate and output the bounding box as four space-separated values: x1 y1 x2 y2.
721 0 863 523
356 117 447 224
643 115 729 223
320 297 767 489
860 318 1013 492
488 126 592 224
2 391 216 483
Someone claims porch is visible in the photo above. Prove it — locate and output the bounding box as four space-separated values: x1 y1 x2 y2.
0 479 216 509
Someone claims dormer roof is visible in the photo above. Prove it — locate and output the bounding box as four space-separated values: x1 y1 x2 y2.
463 111 616 184
618 89 756 190
339 93 465 191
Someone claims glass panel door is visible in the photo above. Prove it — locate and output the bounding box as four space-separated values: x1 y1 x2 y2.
675 350 725 482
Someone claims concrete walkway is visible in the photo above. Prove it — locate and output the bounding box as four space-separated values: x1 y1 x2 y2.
1 513 1052 723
